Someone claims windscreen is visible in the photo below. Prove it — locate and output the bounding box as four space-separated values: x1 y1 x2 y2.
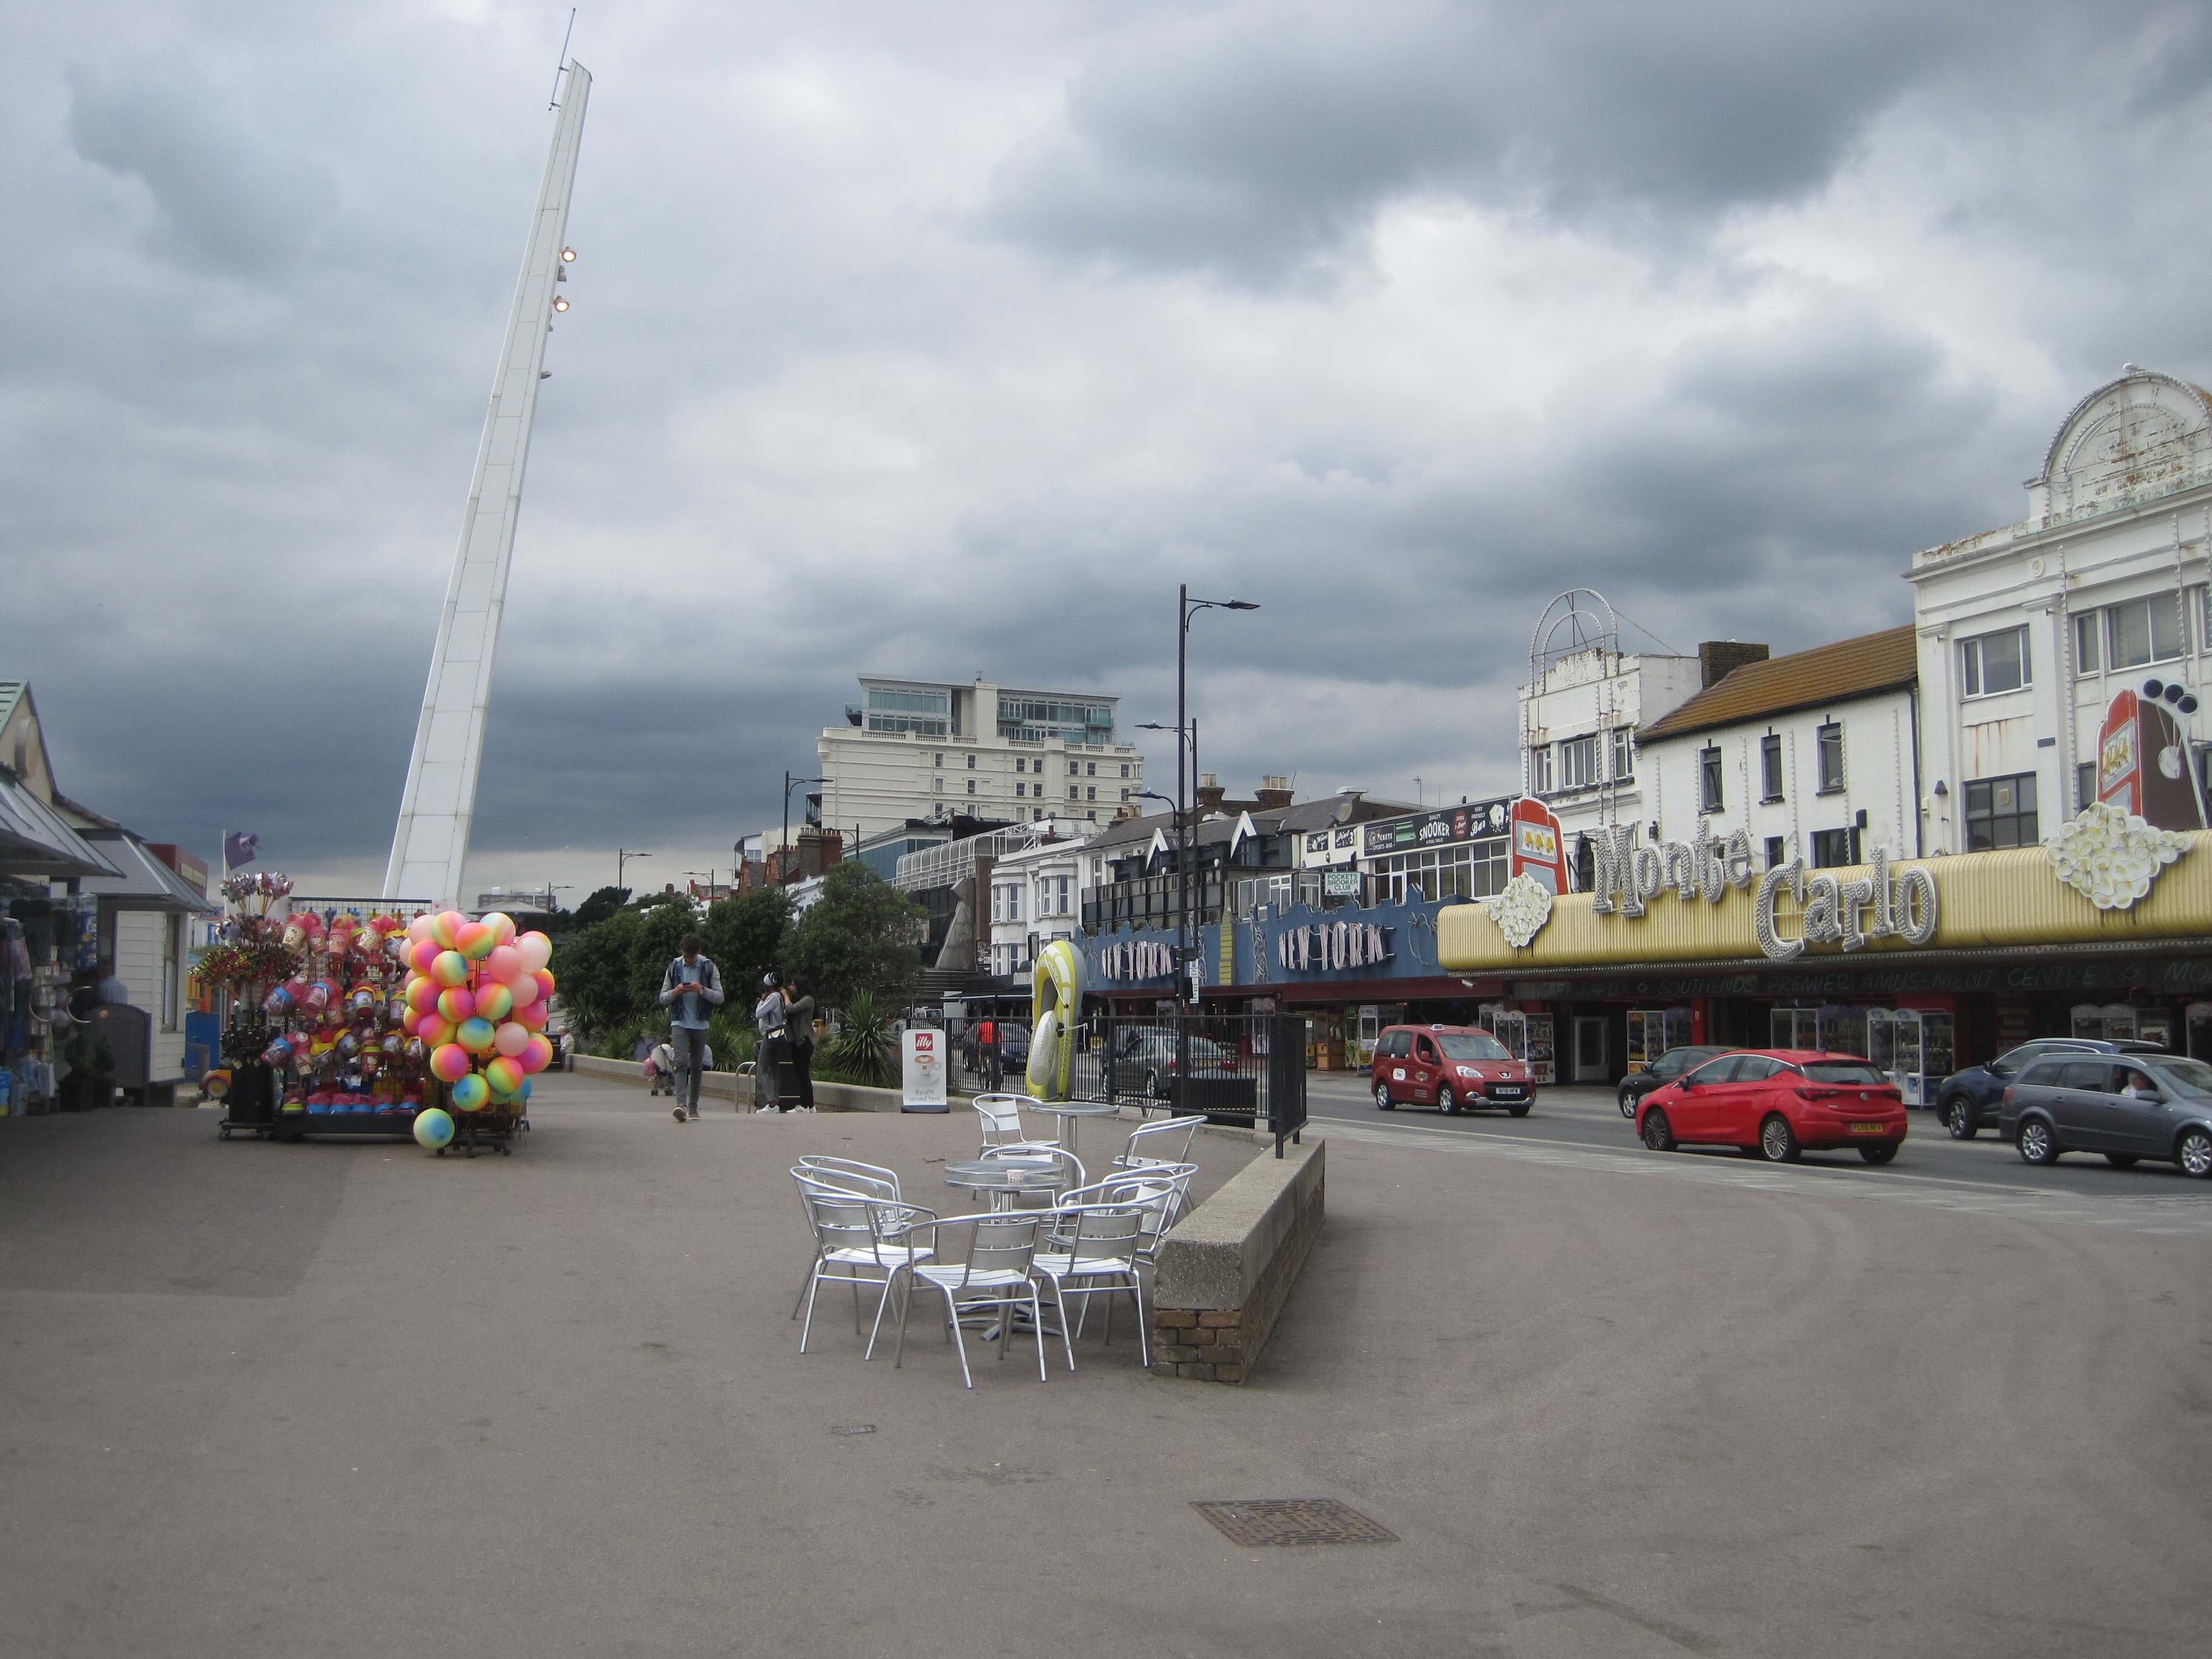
1801 1062 1887 1084
2151 1057 2212 1093
1438 1033 1512 1061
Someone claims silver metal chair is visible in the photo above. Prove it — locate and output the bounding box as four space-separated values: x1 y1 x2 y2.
1030 1204 1150 1370
971 1092 1056 1154
789 1163 905 1318
1113 1114 1205 1170
890 1212 1050 1386
979 1142 1085 1208
795 1189 937 1358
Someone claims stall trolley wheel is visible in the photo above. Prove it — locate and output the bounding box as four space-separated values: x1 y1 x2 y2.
219 1125 231 1141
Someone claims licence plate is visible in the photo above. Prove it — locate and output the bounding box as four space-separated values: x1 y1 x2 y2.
1491 1087 1525 1098
1849 1121 1886 1134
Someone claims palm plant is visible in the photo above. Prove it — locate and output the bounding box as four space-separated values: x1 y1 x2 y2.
822 990 898 1089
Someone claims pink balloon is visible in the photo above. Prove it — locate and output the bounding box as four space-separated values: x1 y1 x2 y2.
406 977 440 1014
407 914 437 943
493 1021 531 1057
409 939 440 974
507 972 540 1009
520 1036 553 1074
515 1001 548 1031
515 932 552 974
429 1043 471 1083
532 968 556 998
484 945 524 984
481 912 517 946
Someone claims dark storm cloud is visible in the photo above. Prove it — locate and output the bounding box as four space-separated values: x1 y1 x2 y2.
987 0 2196 283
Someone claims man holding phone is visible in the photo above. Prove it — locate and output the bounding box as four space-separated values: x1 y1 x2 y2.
659 934 725 1121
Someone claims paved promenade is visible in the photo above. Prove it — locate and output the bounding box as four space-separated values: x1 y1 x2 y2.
4 1073 2208 1657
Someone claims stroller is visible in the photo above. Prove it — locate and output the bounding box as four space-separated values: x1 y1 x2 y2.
646 1040 711 1096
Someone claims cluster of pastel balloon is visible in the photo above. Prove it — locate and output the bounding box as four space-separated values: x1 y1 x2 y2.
397 910 557 1117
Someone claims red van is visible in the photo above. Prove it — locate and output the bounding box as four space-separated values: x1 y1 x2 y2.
1371 1024 1532 1116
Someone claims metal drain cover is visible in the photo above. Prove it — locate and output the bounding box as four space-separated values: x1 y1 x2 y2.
1191 1500 1399 1547
830 1424 876 1436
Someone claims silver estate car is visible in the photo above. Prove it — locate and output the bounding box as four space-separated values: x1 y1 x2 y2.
1999 1052 2212 1176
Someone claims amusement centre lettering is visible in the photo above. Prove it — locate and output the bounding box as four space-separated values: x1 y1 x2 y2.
1581 823 1938 962
1096 939 1177 981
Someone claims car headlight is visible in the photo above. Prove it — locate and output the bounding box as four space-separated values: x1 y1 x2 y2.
1457 1066 1480 1079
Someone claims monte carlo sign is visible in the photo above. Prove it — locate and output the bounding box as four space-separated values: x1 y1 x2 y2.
1436 809 2211 978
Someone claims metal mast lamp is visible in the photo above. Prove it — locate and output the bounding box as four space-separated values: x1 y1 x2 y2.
1167 589 1255 1007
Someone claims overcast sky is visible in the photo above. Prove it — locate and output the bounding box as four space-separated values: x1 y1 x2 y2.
10 1 2212 901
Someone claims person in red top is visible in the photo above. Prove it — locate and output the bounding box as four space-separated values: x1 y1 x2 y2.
974 1017 1001 1090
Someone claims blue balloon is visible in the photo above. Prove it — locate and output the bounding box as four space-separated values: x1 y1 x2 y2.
412 1107 455 1150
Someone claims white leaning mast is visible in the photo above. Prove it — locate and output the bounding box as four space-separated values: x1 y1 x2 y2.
383 61 592 910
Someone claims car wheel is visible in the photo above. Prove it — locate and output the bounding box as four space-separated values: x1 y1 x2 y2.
2017 1117 2061 1165
2177 1127 2212 1179
1641 1107 1676 1151
1618 1087 1637 1118
1507 1100 1531 1118
1859 1141 1900 1165
2105 1153 2139 1168
1945 1096 1979 1140
1759 1114 1802 1163
1145 1068 1163 1101
1374 1081 1395 1111
1437 1085 1458 1116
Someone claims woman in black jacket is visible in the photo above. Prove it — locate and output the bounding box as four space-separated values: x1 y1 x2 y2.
782 977 817 1113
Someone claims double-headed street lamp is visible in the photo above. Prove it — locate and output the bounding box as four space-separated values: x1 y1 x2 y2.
1164 589 1256 1012
783 772 827 886
616 847 651 894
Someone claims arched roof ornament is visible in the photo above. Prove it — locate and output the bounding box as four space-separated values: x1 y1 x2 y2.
1529 588 1620 682
2031 368 2212 526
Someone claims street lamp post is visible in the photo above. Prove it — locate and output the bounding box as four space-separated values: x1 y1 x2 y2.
782 772 826 886
616 848 651 895
1151 587 1258 1110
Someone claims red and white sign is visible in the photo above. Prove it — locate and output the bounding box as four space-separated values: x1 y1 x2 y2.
1509 796 1567 894
2099 689 2204 831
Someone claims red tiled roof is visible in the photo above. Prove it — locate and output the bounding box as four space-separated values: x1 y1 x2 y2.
1639 625 1917 742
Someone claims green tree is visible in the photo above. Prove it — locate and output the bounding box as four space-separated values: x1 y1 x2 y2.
572 885 631 929
785 861 926 1008
552 907 644 1044
700 887 792 1006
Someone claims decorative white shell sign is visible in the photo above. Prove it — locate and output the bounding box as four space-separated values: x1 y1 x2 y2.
1487 872 1553 949
2046 800 2191 910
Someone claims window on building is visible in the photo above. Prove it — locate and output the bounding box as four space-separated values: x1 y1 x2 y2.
1760 732 1783 802
1961 625 2031 696
1067 761 1078 776
1086 762 1096 777
1055 875 1071 915
2108 595 2188 669
1810 826 1860 868
1014 781 1025 798
1815 723 1845 794
1532 744 1555 794
1965 772 2038 850
1121 788 1130 801
1765 836 1787 870
934 752 943 767
2075 611 2101 674
1087 810 1096 821
967 779 976 795
933 777 943 793
865 686 950 736
1119 763 1130 778
1033 807 1045 821
1609 727 1634 784
1086 786 1096 801
161 913 181 1032
1014 757 1026 773
967 754 976 768
2077 762 2097 811
1699 746 1724 813
1558 733 1600 791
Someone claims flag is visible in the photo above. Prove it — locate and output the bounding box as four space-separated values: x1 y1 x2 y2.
223 831 260 870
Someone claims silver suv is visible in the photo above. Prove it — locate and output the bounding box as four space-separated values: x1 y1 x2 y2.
2000 1053 2212 1176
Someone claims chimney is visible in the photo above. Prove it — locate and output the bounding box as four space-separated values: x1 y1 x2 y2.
1196 774 1226 815
1698 640 1769 688
1255 774 1293 811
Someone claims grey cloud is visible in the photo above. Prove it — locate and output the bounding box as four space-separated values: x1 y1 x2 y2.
987 1 2186 284
67 52 338 275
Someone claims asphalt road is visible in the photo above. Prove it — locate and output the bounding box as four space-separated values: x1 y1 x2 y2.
1304 1071 2212 1205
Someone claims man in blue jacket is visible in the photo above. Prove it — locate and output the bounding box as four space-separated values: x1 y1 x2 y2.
659 934 725 1121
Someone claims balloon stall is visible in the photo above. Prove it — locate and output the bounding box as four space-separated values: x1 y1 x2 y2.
203 883 555 1158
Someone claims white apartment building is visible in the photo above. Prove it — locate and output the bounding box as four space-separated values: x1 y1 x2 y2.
1635 626 1922 874
1518 615 1708 858
814 675 1147 846
983 821 1098 978
1909 368 2212 852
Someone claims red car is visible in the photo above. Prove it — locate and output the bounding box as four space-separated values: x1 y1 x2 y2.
1371 1024 1532 1116
1634 1049 1906 1164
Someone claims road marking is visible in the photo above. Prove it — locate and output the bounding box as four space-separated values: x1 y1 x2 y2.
1312 1118 2212 1240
